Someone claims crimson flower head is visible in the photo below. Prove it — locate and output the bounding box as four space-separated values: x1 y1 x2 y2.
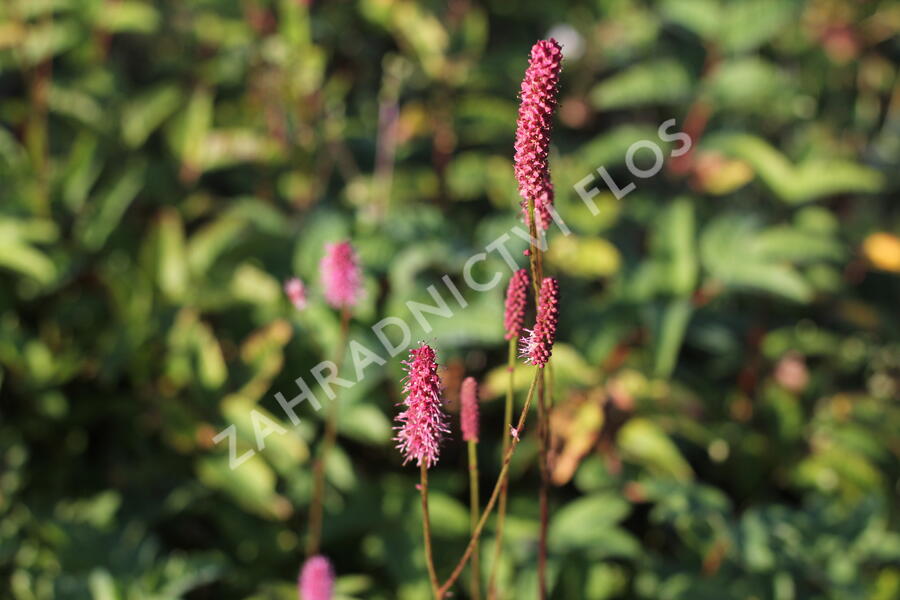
394 343 450 469
521 277 560 367
298 555 334 600
284 277 308 311
504 269 529 340
320 240 361 309
460 377 479 443
514 38 563 231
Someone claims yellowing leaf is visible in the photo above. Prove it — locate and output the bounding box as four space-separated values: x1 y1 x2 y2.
692 151 754 195
862 232 900 273
551 393 604 485
546 235 621 279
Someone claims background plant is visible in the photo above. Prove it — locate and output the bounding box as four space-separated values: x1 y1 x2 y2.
1 0 899 599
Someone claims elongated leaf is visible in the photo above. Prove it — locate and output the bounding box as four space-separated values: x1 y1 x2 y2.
618 418 693 481
590 60 691 110
706 133 884 204
76 162 145 250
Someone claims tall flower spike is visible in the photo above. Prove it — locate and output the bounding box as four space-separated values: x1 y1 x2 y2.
504 268 529 340
460 377 479 443
284 276 308 311
514 39 563 231
298 555 335 600
320 240 362 309
394 343 450 469
521 277 560 367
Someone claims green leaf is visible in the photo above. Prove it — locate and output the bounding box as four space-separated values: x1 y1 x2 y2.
340 404 392 446
549 492 632 553
618 418 693 481
88 569 120 600
57 132 101 212
221 395 309 477
196 453 285 520
652 198 697 296
590 60 691 110
19 19 81 66
706 133 885 204
156 208 189 302
700 214 817 303
704 58 787 112
122 85 183 147
93 1 160 34
75 161 146 250
660 0 720 39
194 321 226 389
167 87 213 175
661 0 795 52
230 263 282 307
49 83 105 129
650 299 692 378
0 239 56 285
187 215 245 276
718 0 796 53
426 492 470 537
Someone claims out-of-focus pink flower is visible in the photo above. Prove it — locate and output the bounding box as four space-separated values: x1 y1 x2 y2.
394 343 450 469
774 352 809 393
298 555 334 600
521 277 559 367
504 269 529 340
320 241 361 310
460 376 479 443
284 277 308 311
514 39 563 230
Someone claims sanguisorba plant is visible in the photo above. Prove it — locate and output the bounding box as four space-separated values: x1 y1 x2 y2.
511 38 562 600
394 343 451 598
388 38 563 600
303 240 362 588
299 38 562 599
298 554 335 600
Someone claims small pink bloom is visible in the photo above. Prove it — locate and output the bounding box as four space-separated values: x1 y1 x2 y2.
460 377 479 442
510 426 520 441
520 277 560 367
320 241 362 309
394 343 450 469
504 269 529 340
514 39 563 230
284 277 308 311
299 555 334 600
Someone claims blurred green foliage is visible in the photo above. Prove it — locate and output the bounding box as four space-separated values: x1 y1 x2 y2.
1 0 899 598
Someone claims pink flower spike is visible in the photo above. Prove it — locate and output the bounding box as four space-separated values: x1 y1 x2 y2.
284 277 308 311
504 269 529 340
520 277 560 368
514 39 563 231
298 555 335 600
320 240 362 310
510 426 520 442
460 377 479 443
394 343 450 469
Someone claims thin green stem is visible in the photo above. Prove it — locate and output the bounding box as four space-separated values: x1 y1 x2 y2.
525 196 542 298
437 369 541 598
421 463 441 599
537 369 549 600
306 307 351 557
486 337 517 599
468 440 481 600
526 195 549 600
